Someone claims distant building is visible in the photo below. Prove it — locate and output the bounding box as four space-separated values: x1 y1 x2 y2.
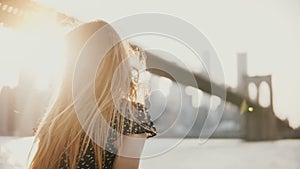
0 86 16 135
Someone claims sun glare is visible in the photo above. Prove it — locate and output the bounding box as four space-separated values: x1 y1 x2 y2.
0 14 66 91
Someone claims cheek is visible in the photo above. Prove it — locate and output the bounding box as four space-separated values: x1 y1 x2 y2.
128 54 147 81
129 54 144 69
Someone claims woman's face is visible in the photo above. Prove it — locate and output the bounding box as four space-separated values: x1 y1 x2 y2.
127 44 147 82
127 44 150 103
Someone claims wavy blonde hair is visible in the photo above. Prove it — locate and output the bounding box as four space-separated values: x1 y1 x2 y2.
29 21 146 169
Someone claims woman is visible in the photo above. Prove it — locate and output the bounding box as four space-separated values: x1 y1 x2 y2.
29 21 157 169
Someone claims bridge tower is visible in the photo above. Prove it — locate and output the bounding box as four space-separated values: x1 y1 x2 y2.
237 53 279 140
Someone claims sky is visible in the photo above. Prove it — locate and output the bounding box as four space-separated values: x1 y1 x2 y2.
6 0 300 128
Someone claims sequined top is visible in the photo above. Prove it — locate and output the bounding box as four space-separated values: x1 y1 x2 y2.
59 103 157 169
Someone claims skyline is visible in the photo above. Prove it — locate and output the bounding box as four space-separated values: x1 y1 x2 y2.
0 0 299 127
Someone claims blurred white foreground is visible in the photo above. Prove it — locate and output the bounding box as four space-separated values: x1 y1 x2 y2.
0 137 299 169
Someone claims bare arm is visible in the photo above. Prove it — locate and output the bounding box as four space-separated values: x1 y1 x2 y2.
112 133 147 169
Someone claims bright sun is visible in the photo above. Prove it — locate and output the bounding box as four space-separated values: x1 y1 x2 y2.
0 16 66 91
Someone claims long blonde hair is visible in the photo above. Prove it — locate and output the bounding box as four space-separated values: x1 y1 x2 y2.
29 21 146 169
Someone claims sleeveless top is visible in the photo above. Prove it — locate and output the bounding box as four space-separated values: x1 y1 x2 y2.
59 103 157 169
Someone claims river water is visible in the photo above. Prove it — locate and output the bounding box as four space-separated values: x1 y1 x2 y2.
0 137 299 169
